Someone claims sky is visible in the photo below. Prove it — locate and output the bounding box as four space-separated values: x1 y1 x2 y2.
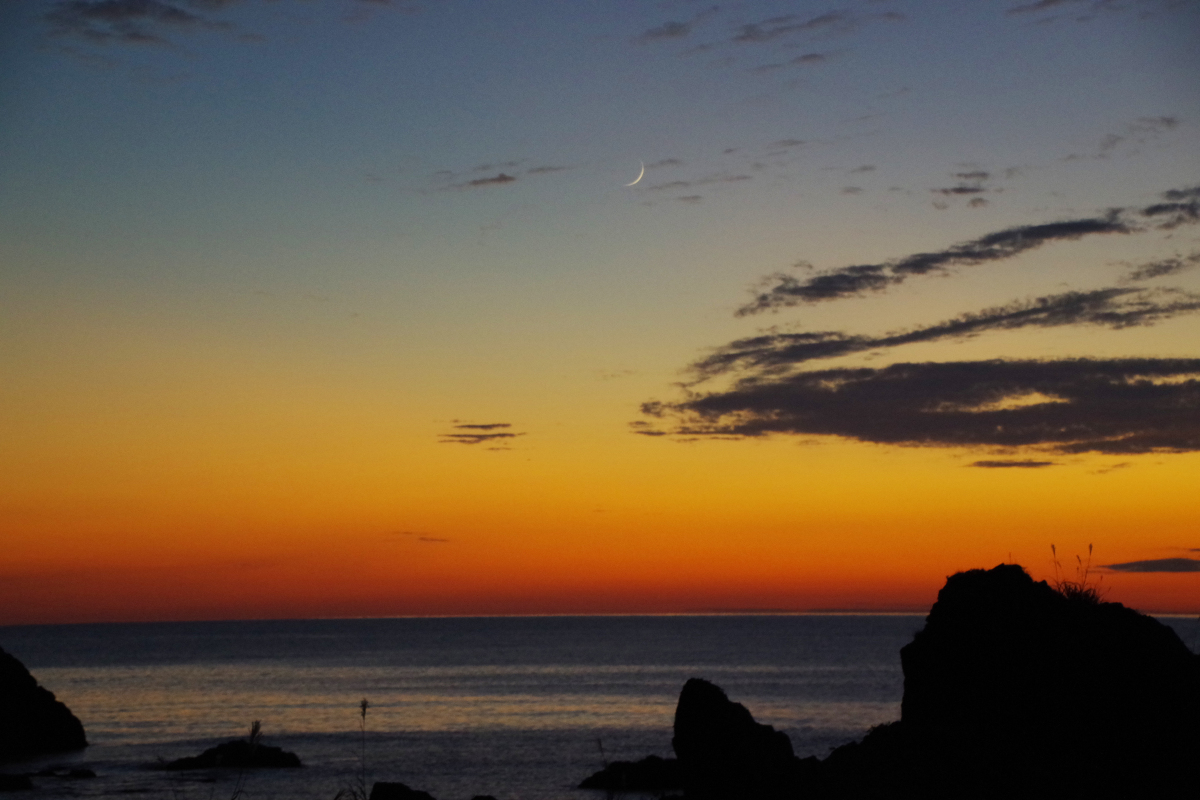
2 0 1199 624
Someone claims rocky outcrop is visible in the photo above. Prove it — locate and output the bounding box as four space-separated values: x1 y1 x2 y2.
368 781 436 800
161 739 302 770
0 646 87 762
876 563 1200 799
579 754 683 792
661 564 1200 800
672 678 810 800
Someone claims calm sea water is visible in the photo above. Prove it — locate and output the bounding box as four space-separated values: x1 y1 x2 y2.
3 615 1196 800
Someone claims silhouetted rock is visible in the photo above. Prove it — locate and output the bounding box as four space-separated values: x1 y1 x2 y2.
658 564 1199 800
0 774 33 792
160 739 302 770
579 754 683 792
0 646 87 762
816 563 1200 799
672 678 805 800
368 781 435 800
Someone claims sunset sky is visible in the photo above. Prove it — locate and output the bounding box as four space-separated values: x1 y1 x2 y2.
2 0 1198 624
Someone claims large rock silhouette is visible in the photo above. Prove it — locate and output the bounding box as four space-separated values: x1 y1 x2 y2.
672 678 806 800
668 564 1200 799
0 646 87 762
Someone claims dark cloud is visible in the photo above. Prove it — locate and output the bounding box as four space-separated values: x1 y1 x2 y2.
696 288 1200 379
956 171 991 181
1103 558 1200 573
732 11 850 43
527 165 567 174
417 536 450 543
970 460 1057 468
1123 252 1200 282
647 158 684 169
636 6 718 43
46 0 228 44
466 173 517 187
850 165 876 174
440 422 524 445
1008 0 1076 13
678 195 703 203
842 187 863 195
738 186 1200 313
638 20 693 41
641 358 1200 454
934 185 987 195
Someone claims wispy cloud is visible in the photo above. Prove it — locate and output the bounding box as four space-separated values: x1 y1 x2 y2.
465 173 517 187
738 186 1200 313
439 422 525 445
969 460 1057 468
694 288 1200 379
642 358 1200 455
46 0 232 44
1122 252 1200 282
1103 558 1200 573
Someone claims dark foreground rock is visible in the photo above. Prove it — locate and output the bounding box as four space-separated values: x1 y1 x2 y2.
161 739 302 770
0 646 87 762
579 754 683 792
0 774 33 792
369 781 436 800
663 564 1200 800
673 678 812 800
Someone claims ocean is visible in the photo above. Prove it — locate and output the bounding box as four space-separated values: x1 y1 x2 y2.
2 615 1196 800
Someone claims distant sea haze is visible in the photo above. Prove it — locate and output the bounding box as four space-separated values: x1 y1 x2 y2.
3 615 1196 800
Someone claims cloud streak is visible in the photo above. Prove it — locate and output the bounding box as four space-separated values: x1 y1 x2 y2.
1103 558 1200 573
46 0 230 44
439 422 525 445
738 186 1200 313
642 358 1200 455
693 287 1200 380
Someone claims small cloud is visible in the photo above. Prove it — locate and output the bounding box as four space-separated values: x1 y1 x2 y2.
439 421 525 445
842 186 863 195
791 53 827 65
850 165 876 174
527 165 568 174
1092 462 1131 474
1122 252 1200 282
934 186 987 196
647 158 684 169
417 536 450 543
968 198 989 208
467 173 517 187
45 0 228 45
1103 558 1200 573
678 195 703 203
768 139 805 149
638 20 692 41
969 460 1057 468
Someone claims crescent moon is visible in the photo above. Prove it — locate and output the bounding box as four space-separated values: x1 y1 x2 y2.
625 161 645 187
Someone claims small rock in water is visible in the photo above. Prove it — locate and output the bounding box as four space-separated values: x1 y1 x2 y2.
368 781 436 800
161 739 302 770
